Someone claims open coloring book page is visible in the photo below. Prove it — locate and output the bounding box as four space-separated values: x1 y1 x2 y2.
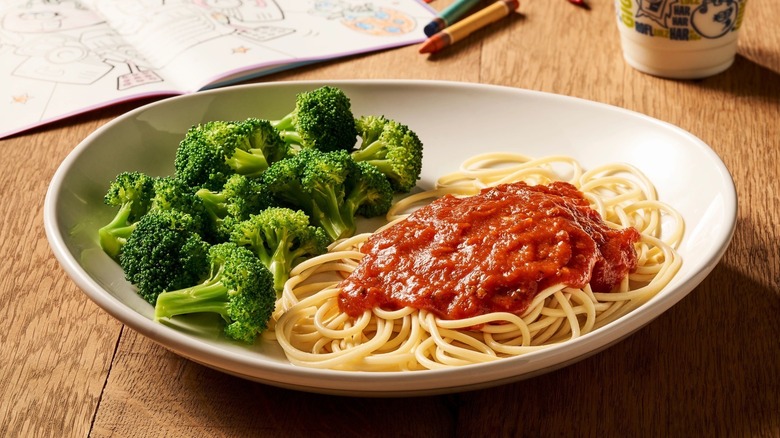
0 0 434 138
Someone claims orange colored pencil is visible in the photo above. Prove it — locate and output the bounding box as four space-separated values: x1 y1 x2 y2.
419 0 519 54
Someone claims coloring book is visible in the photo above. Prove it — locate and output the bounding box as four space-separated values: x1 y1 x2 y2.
0 0 435 138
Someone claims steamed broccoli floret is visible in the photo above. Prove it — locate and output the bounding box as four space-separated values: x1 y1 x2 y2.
119 209 210 305
263 149 393 241
150 176 211 238
344 160 394 218
226 118 288 175
98 171 155 259
153 242 276 343
173 124 233 191
271 86 358 153
231 207 329 295
174 118 286 190
195 173 273 241
351 115 423 193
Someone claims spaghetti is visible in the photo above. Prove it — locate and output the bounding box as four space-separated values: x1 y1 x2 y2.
266 153 683 371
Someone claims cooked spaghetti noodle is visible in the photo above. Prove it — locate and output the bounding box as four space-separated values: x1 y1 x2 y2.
265 153 683 371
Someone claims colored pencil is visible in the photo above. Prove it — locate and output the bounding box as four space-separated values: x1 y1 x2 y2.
419 0 519 54
423 0 482 37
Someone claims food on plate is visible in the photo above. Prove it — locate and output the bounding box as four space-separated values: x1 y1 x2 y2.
96 86 424 342
263 148 394 241
95 86 682 362
351 115 424 193
195 173 273 241
269 153 683 370
97 171 156 260
230 207 330 296
120 209 211 305
270 85 358 154
152 242 277 344
338 180 640 320
174 117 288 190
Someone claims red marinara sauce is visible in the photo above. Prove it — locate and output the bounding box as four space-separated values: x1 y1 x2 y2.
337 181 641 320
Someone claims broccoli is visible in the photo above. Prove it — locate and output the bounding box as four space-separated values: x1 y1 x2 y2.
174 118 287 190
98 171 155 259
119 209 210 305
195 173 273 241
271 86 358 153
351 115 424 193
153 242 276 344
344 160 394 219
263 148 393 241
150 176 211 238
226 118 288 175
231 207 329 295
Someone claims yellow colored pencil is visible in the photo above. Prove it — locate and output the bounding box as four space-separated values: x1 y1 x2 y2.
419 0 519 54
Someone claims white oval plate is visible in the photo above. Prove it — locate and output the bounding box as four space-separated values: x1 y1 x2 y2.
44 80 736 396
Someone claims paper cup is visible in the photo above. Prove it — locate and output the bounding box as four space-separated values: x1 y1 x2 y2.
614 0 748 79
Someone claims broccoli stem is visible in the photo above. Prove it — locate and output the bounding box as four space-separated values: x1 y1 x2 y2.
267 250 289 293
272 113 295 131
266 237 317 293
98 202 136 259
351 140 387 162
342 190 369 221
278 131 304 146
154 278 231 322
225 148 268 177
195 189 228 218
311 189 353 241
363 159 397 180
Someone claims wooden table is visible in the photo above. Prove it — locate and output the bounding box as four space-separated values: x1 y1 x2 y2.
2 0 777 436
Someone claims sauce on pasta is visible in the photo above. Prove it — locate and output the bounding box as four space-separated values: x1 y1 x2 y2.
338 181 640 320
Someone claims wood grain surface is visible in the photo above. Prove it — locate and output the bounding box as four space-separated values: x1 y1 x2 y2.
1 0 777 436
